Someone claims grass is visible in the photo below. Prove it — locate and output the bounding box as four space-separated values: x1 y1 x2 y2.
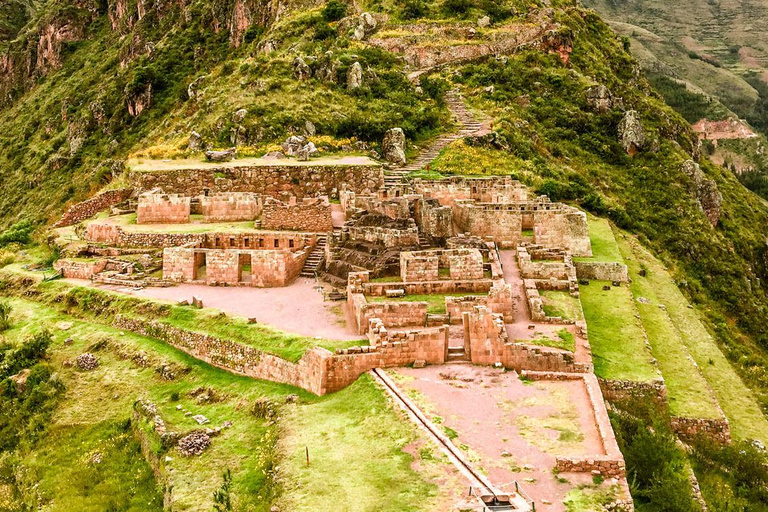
276 374 444 512
368 293 484 315
579 280 659 382
95 213 257 234
1 296 303 511
616 232 768 442
540 290 583 321
574 215 623 263
520 329 576 353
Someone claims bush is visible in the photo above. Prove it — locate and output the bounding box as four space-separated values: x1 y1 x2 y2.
442 0 472 17
401 0 428 20
0 301 11 332
1 331 52 379
0 220 34 247
321 0 347 22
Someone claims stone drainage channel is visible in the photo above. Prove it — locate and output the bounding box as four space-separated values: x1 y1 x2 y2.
370 368 534 512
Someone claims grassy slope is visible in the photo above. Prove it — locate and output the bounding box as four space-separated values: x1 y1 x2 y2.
615 232 768 442
4 296 446 510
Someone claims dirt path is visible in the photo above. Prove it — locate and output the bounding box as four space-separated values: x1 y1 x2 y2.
391 365 603 511
82 278 362 341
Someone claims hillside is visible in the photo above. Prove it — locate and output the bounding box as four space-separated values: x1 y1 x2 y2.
2 0 768 509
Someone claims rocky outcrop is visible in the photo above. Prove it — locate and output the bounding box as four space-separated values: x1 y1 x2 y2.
691 118 758 141
228 0 279 47
585 84 613 113
682 160 722 226
618 110 646 156
205 147 236 162
188 131 203 151
316 51 338 83
293 56 311 80
382 128 406 165
347 62 363 89
126 83 152 117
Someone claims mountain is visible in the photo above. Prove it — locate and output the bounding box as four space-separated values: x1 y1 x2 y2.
2 0 768 509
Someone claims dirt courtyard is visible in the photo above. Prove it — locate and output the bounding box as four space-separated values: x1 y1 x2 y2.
73 278 362 341
390 365 610 511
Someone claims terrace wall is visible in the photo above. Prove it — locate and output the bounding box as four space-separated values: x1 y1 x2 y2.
129 163 383 199
53 258 108 279
136 193 191 224
261 198 333 232
53 188 134 228
574 262 630 283
200 193 262 222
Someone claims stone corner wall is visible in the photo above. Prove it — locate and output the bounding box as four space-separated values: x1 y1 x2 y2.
574 261 630 283
136 193 191 224
53 258 108 279
200 192 263 222
262 200 333 232
53 188 134 228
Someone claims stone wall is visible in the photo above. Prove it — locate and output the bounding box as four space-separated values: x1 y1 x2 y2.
345 220 420 247
598 378 667 404
445 282 514 323
261 198 333 232
413 176 528 205
136 193 191 224
129 162 383 199
671 416 731 444
453 201 523 248
574 261 630 283
53 188 134 228
53 258 107 279
348 291 428 334
200 192 262 222
86 223 316 250
400 251 439 282
400 249 484 282
363 279 493 297
163 246 309 287
414 197 453 241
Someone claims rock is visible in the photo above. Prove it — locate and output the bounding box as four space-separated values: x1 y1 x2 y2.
57 321 73 331
263 151 285 160
297 147 309 161
382 128 406 166
76 353 99 371
192 296 204 309
205 148 236 162
618 110 646 156
304 120 316 136
188 131 203 151
484 85 494 94
192 414 210 425
9 369 31 393
293 56 311 81
413 359 426 368
681 159 722 226
282 135 307 156
316 51 338 83
351 12 378 40
177 299 189 306
232 108 248 123
64 337 74 346
477 15 491 27
285 394 299 403
178 431 211 456
585 84 613 113
602 285 611 291
468 28 476 38
187 75 206 100
347 62 363 90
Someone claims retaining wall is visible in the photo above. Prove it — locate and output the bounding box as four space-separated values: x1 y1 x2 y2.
53 188 134 227
574 261 630 283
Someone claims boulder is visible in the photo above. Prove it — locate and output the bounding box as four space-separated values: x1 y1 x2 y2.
618 110 646 156
178 431 211 456
188 131 203 151
205 148 236 162
382 128 406 166
9 369 31 393
187 75 206 100
351 12 378 40
585 84 613 113
316 51 338 83
232 108 248 123
293 56 311 81
681 159 722 226
282 135 307 156
477 15 491 28
347 62 363 90
263 151 285 160
304 120 316 136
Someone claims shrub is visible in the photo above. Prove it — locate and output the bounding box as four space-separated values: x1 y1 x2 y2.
442 0 472 17
321 0 347 22
0 220 34 247
0 301 11 332
401 0 428 20
1 331 52 379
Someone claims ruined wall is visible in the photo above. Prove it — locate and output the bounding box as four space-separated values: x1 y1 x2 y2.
574 262 630 283
448 249 483 280
363 280 493 297
164 247 308 287
200 192 262 222
53 188 134 227
348 291 428 334
53 258 107 279
129 162 383 198
261 199 333 232
136 193 191 224
413 176 528 206
597 378 667 404
399 249 484 282
533 209 591 257
414 198 453 241
400 252 439 282
345 222 420 247
445 282 513 323
453 201 523 248
671 416 731 444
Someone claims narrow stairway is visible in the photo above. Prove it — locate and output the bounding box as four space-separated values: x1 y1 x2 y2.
300 234 328 278
383 89 488 186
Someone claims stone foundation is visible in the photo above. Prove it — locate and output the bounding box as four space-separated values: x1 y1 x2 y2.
671 416 731 444
400 248 484 282
54 258 108 279
53 188 134 228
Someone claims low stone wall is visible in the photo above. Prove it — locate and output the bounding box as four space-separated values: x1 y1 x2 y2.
598 377 667 404
574 261 630 283
414 197 452 241
53 188 134 227
130 404 174 509
363 279 493 297
136 193 191 224
445 283 513 323
129 162 383 199
348 291 427 334
412 176 528 205
671 416 731 444
200 193 262 222
400 248 484 282
345 222 420 247
262 199 333 232
53 258 108 279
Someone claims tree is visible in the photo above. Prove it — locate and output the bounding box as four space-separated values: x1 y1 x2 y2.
213 469 233 512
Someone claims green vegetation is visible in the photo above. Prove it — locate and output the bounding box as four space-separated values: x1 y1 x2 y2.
580 281 658 382
563 483 621 511
539 290 583 321
616 231 768 442
521 329 576 353
276 374 443 511
575 215 622 263
0 221 34 248
368 293 484 315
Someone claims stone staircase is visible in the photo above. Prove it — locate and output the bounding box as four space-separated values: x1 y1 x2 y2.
383 89 488 186
300 234 328 278
446 346 469 362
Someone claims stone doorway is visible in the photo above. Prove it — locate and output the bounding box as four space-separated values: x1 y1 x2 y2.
238 253 252 283
193 252 207 281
